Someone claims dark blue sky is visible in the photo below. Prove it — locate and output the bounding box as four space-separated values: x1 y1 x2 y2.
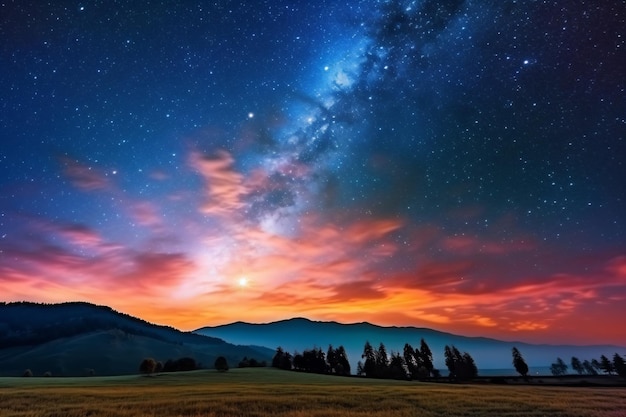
1 0 624 344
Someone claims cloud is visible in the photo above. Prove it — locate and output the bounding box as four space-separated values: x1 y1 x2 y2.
60 157 111 191
57 223 103 247
442 235 535 255
118 252 195 290
189 150 249 216
4 148 625 345
129 201 162 227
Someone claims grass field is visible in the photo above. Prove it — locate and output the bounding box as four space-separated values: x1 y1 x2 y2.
1 368 625 417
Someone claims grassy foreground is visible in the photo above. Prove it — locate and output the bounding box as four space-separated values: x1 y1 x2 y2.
1 368 625 417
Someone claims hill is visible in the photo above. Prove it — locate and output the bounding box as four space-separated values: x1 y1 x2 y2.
0 302 273 376
195 318 625 374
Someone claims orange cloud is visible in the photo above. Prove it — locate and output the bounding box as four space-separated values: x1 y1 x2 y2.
2 151 624 347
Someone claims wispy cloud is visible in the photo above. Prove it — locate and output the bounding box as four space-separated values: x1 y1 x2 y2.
189 150 249 216
60 157 111 191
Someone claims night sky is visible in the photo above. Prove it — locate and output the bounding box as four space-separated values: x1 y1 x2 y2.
1 1 624 345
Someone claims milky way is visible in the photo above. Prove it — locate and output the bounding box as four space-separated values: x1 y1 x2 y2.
1 1 624 344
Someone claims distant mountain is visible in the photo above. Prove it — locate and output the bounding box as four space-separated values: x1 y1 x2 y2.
0 302 273 376
195 318 626 374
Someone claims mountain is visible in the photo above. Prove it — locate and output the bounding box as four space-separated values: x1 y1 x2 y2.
0 302 273 377
195 318 626 374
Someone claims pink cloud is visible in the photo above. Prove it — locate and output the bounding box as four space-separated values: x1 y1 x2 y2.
60 157 111 191
57 223 103 247
118 252 195 289
189 150 248 216
129 201 162 227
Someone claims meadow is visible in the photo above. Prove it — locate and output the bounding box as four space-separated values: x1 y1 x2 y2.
1 368 625 417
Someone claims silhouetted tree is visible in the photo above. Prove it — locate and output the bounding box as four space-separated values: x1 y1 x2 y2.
389 351 407 379
22 369 32 377
591 358 602 373
599 355 614 375
361 341 376 377
376 342 390 372
281 351 293 370
444 345 477 380
419 338 434 377
139 358 157 375
582 360 598 375
356 360 365 376
302 347 326 373
162 357 197 372
292 353 304 370
550 357 568 376
335 345 351 375
155 361 163 373
327 345 338 374
403 343 417 378
444 345 456 379
237 356 265 368
176 357 197 371
272 347 285 368
571 357 584 375
214 356 229 372
272 347 292 370
512 347 529 377
613 353 625 378
461 352 478 379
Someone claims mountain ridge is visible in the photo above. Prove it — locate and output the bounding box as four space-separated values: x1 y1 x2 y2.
0 301 273 376
205 317 621 349
196 317 626 372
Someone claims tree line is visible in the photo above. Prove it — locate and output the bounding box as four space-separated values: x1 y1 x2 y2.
137 355 267 375
272 339 483 381
139 356 199 374
512 348 625 378
273 341 626 382
548 353 625 377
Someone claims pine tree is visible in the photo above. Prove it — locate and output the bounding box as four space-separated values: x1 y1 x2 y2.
336 345 351 375
403 343 417 378
599 355 614 375
550 357 568 376
571 357 584 375
272 347 284 368
327 345 338 374
613 353 625 378
582 360 598 375
461 352 478 379
361 341 376 377
512 347 529 377
389 351 407 379
375 342 390 377
444 345 477 380
356 360 365 376
444 345 456 379
420 338 434 376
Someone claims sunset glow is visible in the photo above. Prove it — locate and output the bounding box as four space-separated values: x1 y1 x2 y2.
1 1 624 347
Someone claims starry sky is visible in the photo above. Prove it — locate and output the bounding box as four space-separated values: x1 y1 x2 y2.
1 0 625 345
